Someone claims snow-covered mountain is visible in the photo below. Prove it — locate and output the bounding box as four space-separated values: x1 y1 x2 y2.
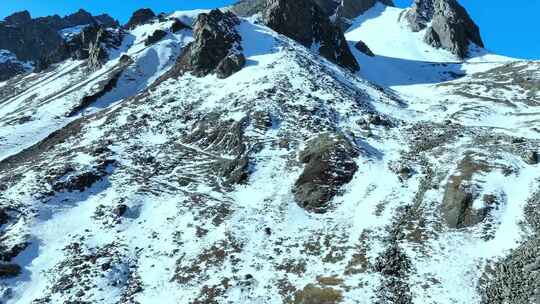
0 1 539 304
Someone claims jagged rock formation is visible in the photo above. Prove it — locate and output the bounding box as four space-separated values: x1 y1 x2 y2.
167 9 245 79
263 0 360 71
125 8 156 29
0 9 118 75
404 0 484 58
293 132 359 213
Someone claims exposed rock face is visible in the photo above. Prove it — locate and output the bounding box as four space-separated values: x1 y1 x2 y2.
171 19 190 32
0 10 118 78
263 0 360 71
0 50 29 81
405 0 484 58
0 263 21 278
168 9 245 79
354 40 375 56
64 25 122 71
125 8 156 29
293 133 359 213
145 29 168 46
441 155 495 228
94 14 119 28
4 10 32 26
330 0 394 30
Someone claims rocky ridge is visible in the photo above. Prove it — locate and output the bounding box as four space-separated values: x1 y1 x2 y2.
404 0 484 58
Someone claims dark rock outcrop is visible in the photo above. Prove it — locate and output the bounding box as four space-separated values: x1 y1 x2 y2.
294 133 359 213
441 155 495 228
0 263 21 278
233 0 393 29
216 53 246 78
263 0 360 72
95 14 119 28
171 19 190 32
4 10 32 26
354 40 375 57
0 50 28 81
145 29 168 46
0 9 119 78
168 9 245 79
125 8 156 30
327 0 394 30
404 0 484 58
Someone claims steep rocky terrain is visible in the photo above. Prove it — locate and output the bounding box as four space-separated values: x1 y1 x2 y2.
0 1 539 304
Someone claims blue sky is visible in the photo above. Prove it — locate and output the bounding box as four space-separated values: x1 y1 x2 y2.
1 0 538 59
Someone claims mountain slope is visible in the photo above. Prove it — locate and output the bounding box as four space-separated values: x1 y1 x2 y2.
0 2 539 304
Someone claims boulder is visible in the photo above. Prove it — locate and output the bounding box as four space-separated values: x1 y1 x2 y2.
125 8 156 30
294 284 343 304
113 204 129 217
405 0 484 58
294 133 358 213
168 9 245 78
263 0 359 72
441 155 494 228
354 40 375 57
216 53 246 78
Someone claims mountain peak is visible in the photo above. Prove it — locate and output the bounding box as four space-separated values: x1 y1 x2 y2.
263 0 360 71
3 10 32 25
404 0 484 58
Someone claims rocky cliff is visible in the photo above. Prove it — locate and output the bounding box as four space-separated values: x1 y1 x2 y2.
404 0 484 58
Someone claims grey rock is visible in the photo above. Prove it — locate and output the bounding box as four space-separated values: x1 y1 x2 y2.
423 26 442 48
405 0 484 58
216 53 246 79
125 8 156 30
354 40 375 56
263 0 360 71
87 28 111 71
293 132 359 213
167 9 245 79
441 155 494 228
